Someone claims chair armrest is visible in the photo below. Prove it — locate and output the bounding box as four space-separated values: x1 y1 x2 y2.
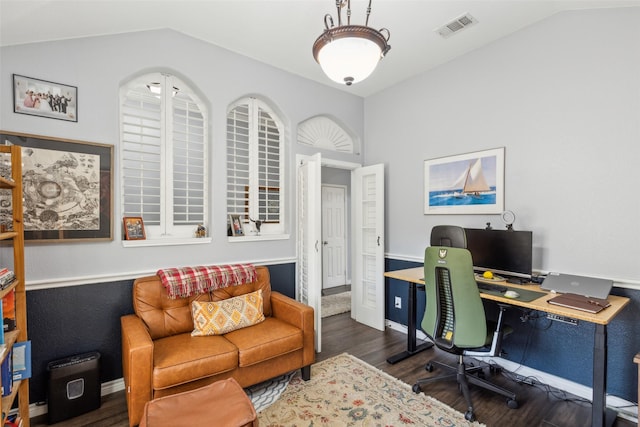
121 314 154 427
270 292 315 366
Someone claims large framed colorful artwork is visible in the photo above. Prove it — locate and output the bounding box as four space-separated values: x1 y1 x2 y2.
424 147 505 215
0 131 113 241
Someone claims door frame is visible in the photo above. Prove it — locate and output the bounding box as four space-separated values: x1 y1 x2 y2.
296 155 386 331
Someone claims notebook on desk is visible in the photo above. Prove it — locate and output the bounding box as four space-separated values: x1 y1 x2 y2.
541 273 613 299
547 293 611 314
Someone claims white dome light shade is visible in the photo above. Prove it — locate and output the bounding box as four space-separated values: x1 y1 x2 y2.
313 16 391 87
317 36 382 85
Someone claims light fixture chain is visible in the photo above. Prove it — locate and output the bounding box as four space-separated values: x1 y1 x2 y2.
365 0 372 27
336 0 344 26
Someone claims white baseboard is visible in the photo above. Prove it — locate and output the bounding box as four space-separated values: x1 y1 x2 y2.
27 378 125 420
384 320 638 423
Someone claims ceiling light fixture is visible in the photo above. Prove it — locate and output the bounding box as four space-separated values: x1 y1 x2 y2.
312 0 391 86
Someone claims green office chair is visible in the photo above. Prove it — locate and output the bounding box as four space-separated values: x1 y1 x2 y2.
412 245 518 422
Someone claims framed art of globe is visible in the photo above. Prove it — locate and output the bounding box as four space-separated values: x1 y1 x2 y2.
0 131 113 241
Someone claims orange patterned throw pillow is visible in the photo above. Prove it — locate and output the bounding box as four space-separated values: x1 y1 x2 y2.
191 290 265 336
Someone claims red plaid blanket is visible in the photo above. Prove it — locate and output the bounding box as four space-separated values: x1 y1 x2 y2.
157 264 258 299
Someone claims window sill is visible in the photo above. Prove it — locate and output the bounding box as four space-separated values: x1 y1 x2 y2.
228 233 289 243
122 237 212 247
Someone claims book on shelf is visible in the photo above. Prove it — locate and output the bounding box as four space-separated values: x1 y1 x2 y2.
0 269 15 290
4 414 23 427
0 298 4 344
1 347 12 397
2 289 15 333
12 341 30 381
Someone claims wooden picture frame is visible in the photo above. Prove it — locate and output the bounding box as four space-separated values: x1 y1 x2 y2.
229 214 244 236
424 147 505 215
123 217 145 240
13 74 78 122
0 131 113 241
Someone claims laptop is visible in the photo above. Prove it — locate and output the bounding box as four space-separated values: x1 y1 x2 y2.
541 272 613 299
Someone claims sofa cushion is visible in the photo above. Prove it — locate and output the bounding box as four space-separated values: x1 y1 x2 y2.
152 333 238 390
133 275 211 340
211 267 272 317
224 317 303 367
191 290 265 336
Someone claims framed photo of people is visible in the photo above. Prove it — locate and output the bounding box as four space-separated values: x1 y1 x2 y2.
13 74 78 122
123 217 145 240
229 214 245 236
0 131 113 242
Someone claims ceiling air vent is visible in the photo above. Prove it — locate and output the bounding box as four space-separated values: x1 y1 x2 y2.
436 13 478 39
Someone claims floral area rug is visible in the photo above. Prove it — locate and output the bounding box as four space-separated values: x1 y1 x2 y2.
258 353 486 426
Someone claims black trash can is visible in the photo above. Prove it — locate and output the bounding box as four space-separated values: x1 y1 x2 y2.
47 351 101 424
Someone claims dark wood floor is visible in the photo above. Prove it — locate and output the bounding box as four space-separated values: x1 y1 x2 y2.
32 312 634 426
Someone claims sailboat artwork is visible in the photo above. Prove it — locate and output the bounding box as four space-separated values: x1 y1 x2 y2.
451 158 491 198
424 148 504 214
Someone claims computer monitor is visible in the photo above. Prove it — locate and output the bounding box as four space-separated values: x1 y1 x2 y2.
464 228 533 280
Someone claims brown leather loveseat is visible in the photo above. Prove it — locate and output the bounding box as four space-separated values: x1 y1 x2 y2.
121 266 315 426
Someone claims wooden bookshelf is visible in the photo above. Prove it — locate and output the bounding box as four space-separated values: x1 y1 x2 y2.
0 145 29 426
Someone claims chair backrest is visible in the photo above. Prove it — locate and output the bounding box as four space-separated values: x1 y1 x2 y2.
430 225 467 248
422 246 486 351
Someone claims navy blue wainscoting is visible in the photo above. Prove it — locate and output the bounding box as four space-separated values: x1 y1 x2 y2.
25 263 296 405
385 258 424 331
384 256 640 403
27 280 134 405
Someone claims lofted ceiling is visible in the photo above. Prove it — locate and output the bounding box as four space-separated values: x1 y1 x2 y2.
1 0 638 97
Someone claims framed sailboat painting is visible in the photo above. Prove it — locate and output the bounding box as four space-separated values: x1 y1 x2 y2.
424 147 504 215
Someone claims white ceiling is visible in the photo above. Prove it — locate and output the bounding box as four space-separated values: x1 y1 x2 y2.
1 0 638 97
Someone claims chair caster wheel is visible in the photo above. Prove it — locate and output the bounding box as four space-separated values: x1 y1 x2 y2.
464 410 476 421
412 383 421 394
425 363 434 372
507 399 519 409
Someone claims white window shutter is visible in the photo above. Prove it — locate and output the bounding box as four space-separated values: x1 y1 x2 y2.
121 90 162 225
121 73 208 238
227 98 284 235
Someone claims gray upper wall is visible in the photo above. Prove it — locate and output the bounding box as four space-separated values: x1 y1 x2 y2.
1 7 639 287
0 29 364 285
365 7 640 285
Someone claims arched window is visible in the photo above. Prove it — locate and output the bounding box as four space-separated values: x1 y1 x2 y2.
120 72 208 241
227 97 285 236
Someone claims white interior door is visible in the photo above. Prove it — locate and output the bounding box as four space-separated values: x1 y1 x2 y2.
296 153 323 352
322 185 347 289
351 164 385 331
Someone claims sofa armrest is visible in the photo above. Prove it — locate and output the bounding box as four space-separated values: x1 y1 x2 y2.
121 314 154 427
270 292 315 367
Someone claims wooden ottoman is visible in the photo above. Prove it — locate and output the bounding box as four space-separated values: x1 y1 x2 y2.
139 378 258 427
